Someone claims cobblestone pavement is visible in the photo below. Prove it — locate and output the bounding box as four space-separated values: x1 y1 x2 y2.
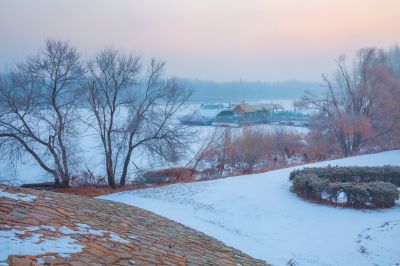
0 185 269 266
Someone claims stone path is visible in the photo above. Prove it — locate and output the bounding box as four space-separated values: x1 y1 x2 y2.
0 185 269 266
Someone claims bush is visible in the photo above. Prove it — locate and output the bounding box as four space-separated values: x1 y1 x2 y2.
136 168 195 185
290 165 400 185
367 181 399 208
290 166 399 208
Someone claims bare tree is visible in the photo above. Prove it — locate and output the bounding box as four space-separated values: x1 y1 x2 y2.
0 40 85 187
303 48 400 156
386 44 400 79
270 128 304 160
183 128 220 177
235 127 266 171
87 49 140 188
87 48 191 188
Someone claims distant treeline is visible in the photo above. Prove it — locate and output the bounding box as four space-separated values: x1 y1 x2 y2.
177 79 321 102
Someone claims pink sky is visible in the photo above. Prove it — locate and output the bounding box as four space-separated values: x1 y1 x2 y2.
0 0 399 81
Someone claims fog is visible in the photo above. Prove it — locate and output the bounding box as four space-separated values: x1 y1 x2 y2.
179 79 320 102
1 0 399 81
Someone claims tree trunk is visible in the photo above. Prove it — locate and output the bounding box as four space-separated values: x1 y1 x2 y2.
119 148 133 187
60 173 70 188
106 156 117 189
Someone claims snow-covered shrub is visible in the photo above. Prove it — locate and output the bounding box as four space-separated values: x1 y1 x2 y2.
290 166 400 208
291 173 329 199
290 166 400 185
367 181 399 208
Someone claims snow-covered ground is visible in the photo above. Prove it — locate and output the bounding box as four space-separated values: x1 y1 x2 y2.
0 222 132 265
0 226 84 265
100 150 400 266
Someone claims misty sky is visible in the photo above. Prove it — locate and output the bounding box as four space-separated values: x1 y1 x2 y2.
0 0 399 82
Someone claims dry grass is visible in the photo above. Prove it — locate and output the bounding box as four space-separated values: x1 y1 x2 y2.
48 162 320 198
50 185 147 197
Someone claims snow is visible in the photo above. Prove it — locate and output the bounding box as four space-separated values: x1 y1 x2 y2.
0 189 37 202
0 226 84 265
108 232 130 244
179 105 227 124
59 223 131 243
0 223 132 265
100 150 400 266
357 220 400 266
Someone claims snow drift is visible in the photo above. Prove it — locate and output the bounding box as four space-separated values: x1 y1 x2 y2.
100 150 400 266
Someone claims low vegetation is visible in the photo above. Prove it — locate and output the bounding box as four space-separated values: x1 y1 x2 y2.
290 166 400 208
187 127 305 178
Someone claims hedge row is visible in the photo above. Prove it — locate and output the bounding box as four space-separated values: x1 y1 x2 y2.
290 166 400 208
289 165 400 186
